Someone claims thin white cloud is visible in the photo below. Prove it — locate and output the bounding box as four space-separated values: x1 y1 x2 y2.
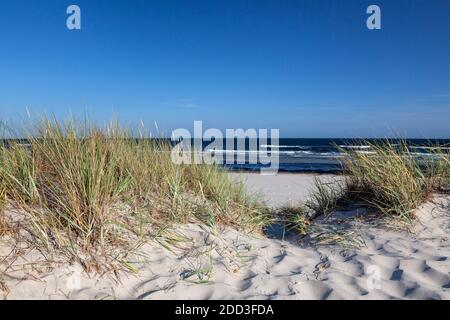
163 99 201 109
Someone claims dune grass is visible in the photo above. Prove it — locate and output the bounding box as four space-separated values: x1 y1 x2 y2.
0 117 269 266
303 140 449 225
305 178 347 219
0 180 6 235
280 205 311 235
342 141 449 222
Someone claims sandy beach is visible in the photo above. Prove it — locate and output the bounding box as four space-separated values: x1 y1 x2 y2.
1 0 450 307
1 172 449 300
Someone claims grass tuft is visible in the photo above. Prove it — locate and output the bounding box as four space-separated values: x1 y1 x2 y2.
303 140 449 226
0 116 268 268
305 178 347 218
342 140 449 222
281 205 311 235
0 181 6 235
289 140 449 237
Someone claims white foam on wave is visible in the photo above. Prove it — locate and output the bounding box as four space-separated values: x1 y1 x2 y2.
207 149 296 155
339 145 372 149
260 145 310 150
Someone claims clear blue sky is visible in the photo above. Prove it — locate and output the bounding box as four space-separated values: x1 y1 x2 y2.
0 0 449 138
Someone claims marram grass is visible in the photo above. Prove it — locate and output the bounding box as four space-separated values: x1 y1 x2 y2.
0 181 6 235
0 117 269 265
342 140 449 222
304 140 449 224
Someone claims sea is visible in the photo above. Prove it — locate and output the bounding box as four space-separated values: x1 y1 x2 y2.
3 138 449 174
199 138 450 173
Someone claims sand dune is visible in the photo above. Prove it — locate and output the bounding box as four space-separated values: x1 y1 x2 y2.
1 173 449 300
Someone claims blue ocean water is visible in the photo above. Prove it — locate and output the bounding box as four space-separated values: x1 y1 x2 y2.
204 138 450 173
4 138 449 174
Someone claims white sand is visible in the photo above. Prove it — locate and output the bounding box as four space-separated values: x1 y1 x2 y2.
230 172 343 208
1 173 449 300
